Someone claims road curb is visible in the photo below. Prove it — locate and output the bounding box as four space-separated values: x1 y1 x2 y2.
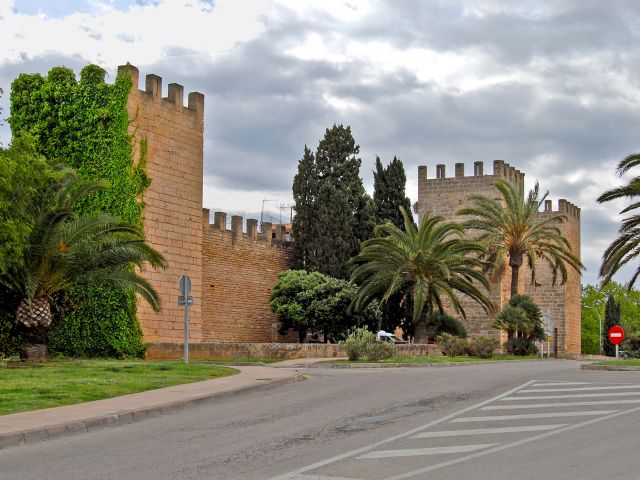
0 373 305 450
311 360 545 369
581 364 640 371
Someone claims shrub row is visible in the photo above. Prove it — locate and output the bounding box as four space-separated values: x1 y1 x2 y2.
436 333 500 359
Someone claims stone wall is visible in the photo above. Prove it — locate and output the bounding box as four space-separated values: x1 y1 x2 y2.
146 342 442 360
201 210 298 343
119 65 204 343
414 160 582 355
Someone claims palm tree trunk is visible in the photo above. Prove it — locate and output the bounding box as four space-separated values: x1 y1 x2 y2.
509 251 523 298
510 265 519 298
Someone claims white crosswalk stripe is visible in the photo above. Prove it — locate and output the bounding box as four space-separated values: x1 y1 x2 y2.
451 410 618 422
530 382 591 387
501 391 640 400
482 399 640 410
410 424 567 438
357 444 498 459
519 385 640 393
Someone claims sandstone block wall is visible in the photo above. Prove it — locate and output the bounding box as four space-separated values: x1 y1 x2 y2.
414 160 582 355
118 65 204 343
201 210 298 343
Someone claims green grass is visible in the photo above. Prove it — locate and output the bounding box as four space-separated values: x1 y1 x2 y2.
327 355 541 364
0 360 238 415
593 359 640 366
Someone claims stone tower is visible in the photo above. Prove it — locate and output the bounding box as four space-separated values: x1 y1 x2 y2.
414 160 581 356
117 64 205 344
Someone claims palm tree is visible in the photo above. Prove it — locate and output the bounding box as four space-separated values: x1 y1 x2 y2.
1 172 165 332
350 207 493 326
597 153 640 287
458 179 583 298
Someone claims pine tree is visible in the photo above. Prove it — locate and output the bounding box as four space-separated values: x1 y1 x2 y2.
603 294 621 356
373 156 414 229
292 146 318 270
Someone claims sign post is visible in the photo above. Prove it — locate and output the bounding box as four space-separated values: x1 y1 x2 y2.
608 325 625 359
178 275 193 364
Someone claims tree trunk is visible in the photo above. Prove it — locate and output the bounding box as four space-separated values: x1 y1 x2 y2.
16 296 52 328
509 252 523 298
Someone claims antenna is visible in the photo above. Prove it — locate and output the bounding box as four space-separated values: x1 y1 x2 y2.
261 198 279 229
279 204 295 225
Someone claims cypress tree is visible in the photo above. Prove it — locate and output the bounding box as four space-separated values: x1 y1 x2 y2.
373 156 414 229
603 294 621 356
315 183 353 279
291 146 318 270
292 124 374 279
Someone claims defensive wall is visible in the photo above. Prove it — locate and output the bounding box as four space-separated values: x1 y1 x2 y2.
414 160 581 355
201 210 298 343
118 65 296 350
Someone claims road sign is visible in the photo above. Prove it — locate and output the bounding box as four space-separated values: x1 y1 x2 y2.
177 296 193 306
608 326 625 345
179 275 192 296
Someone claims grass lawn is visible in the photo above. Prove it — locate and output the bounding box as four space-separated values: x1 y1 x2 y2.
593 359 640 366
0 360 238 415
328 355 541 364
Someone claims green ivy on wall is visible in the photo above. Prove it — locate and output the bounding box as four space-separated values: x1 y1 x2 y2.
9 64 150 357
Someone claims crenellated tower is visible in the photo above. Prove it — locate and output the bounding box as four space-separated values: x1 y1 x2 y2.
414 160 581 356
117 64 205 343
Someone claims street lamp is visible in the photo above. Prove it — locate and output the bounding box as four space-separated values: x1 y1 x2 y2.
583 304 603 354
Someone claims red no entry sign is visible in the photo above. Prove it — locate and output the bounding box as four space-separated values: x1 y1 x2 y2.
608 326 625 345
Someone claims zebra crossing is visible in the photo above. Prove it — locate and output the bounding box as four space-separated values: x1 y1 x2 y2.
269 378 640 480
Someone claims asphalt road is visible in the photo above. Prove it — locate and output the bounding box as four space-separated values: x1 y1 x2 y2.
2 360 639 480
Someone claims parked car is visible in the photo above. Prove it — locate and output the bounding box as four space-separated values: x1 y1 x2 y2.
376 330 407 344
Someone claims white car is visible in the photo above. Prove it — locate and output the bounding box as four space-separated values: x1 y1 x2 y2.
376 330 407 344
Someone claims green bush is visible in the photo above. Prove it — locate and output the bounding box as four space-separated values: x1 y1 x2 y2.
505 337 538 356
468 336 499 358
341 327 395 361
623 333 640 358
437 333 468 357
366 340 395 361
342 328 374 361
48 285 146 358
425 312 467 341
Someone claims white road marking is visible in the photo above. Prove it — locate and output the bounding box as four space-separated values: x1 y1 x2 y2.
410 424 567 438
295 476 364 480
384 405 640 480
520 385 640 393
501 391 640 400
452 410 618 422
482 400 640 410
531 382 591 387
357 444 498 459
265 380 536 480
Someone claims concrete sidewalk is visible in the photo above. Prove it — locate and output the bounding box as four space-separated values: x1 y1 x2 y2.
0 365 303 450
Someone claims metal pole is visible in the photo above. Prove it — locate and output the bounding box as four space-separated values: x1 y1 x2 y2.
184 301 190 364
616 343 619 359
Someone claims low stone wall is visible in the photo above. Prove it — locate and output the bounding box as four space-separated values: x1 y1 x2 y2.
146 342 442 360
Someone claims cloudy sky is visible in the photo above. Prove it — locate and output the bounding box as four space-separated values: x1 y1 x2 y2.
1 0 640 285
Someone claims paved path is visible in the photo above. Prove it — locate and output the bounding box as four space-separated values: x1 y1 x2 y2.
0 365 303 449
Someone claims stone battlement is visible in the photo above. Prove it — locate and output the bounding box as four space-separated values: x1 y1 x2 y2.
117 64 204 117
542 199 581 219
418 160 525 188
203 209 293 244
